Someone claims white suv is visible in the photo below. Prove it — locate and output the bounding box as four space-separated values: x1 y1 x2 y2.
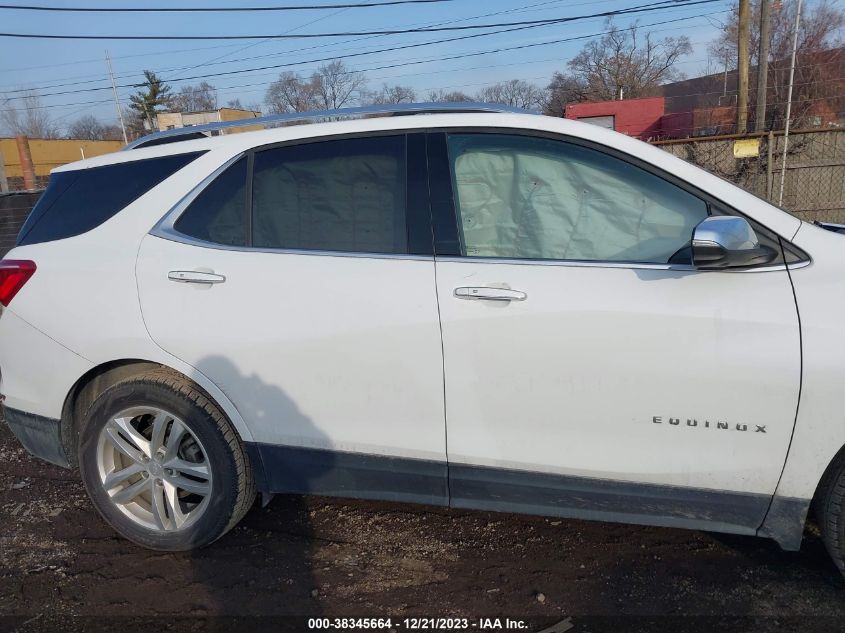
1 104 844 573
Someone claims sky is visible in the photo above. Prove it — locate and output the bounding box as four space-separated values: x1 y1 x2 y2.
0 0 774 132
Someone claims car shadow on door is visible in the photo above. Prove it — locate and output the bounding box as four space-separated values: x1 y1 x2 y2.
178 355 336 625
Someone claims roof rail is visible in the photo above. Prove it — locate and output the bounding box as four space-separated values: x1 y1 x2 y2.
125 101 538 150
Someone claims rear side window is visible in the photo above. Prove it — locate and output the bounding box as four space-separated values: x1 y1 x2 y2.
17 151 204 246
174 157 247 247
252 136 407 254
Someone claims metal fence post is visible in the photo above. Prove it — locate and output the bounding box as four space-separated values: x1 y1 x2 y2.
0 149 8 193
766 130 774 200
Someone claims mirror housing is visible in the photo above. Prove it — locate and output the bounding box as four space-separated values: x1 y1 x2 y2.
691 216 777 269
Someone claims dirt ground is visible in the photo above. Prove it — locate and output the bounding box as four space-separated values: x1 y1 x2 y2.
1 422 843 633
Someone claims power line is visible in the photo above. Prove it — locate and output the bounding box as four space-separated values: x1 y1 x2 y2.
7 12 784 113
0 0 571 76
0 0 723 40
0 0 460 12
0 0 557 86
0 0 585 91
0 1 727 100
165 0 573 95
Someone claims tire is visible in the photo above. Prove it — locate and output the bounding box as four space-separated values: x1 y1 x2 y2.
78 370 256 550
817 450 845 576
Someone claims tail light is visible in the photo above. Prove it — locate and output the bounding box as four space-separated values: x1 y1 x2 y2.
0 260 36 307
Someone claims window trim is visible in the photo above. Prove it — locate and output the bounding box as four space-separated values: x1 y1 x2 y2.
153 131 434 259
428 128 809 270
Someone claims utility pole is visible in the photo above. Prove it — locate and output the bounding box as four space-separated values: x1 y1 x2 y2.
105 50 128 144
755 0 771 131
779 0 803 206
737 0 751 133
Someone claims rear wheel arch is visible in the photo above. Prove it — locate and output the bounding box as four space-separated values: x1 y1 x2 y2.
60 359 253 468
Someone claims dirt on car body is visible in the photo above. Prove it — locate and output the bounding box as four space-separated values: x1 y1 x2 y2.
0 423 842 633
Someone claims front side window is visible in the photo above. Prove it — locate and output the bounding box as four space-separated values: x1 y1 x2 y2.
447 134 709 264
251 135 407 254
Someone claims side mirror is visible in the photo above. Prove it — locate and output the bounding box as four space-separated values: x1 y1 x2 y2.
692 216 777 269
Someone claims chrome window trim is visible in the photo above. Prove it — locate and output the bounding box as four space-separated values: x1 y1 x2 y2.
150 230 433 261
149 139 811 271
151 152 246 241
150 152 430 261
433 127 810 266
433 255 805 273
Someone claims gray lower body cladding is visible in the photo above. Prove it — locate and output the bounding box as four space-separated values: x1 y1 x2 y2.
248 442 810 550
1 410 808 551
3 405 69 468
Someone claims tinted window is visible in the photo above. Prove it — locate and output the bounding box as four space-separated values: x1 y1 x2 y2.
17 152 204 246
174 157 247 246
447 134 708 263
252 136 407 254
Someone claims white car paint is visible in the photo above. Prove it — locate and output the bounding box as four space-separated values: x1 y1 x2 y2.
435 259 800 494
0 109 839 552
136 234 446 461
773 222 845 501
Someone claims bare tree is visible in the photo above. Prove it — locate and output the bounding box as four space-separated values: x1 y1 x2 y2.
544 73 588 116
311 60 367 110
170 81 218 113
709 0 844 129
266 61 365 113
562 19 692 102
0 91 61 138
226 98 263 114
363 83 416 105
476 79 547 109
67 114 123 140
265 71 319 113
426 89 473 102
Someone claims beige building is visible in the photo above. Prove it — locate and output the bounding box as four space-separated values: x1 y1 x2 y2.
157 107 263 134
0 137 124 191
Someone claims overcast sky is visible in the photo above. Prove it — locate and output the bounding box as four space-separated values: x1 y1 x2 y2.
0 0 770 129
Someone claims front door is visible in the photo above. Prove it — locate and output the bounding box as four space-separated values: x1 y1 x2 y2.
137 133 447 505
431 131 800 534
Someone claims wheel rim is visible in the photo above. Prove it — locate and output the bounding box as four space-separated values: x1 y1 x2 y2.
96 406 213 532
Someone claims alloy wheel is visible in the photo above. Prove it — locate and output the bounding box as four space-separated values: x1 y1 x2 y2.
95 406 213 532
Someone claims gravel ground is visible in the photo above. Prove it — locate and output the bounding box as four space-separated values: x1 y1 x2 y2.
0 421 843 633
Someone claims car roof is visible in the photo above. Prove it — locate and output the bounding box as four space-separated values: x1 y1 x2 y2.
48 109 805 240
53 111 632 173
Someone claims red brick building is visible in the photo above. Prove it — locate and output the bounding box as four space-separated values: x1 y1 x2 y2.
564 97 666 139
563 47 844 139
564 97 694 140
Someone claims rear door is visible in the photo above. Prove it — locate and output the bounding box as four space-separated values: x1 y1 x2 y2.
429 131 801 533
136 133 448 505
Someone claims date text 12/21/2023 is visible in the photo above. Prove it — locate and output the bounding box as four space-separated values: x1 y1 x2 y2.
306 617 535 630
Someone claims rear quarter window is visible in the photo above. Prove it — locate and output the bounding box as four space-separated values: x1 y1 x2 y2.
17 151 205 246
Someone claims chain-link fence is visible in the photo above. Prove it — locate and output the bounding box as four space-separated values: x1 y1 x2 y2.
652 128 845 224
0 191 41 258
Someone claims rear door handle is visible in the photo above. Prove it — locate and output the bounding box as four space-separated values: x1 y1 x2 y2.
168 270 226 284
454 286 527 302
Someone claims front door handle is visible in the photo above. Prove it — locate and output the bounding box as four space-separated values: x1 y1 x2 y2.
168 270 226 284
454 286 527 302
